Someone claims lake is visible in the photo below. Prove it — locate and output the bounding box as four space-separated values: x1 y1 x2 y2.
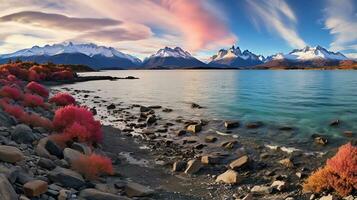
54 70 357 149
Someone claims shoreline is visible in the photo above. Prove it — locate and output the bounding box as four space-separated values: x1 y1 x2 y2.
52 81 354 199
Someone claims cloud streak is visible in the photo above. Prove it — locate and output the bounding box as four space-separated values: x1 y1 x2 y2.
324 0 357 55
247 0 306 48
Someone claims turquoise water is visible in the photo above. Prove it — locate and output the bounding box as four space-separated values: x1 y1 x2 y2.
58 70 357 148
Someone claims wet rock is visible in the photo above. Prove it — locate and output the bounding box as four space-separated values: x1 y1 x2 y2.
11 124 36 144
63 148 83 164
224 121 240 129
146 115 157 125
229 155 249 170
176 130 186 136
148 105 162 109
107 104 116 110
201 155 222 165
194 143 206 150
162 108 173 113
0 174 17 200
279 126 293 131
0 145 24 163
23 180 48 197
45 140 63 158
172 161 186 172
220 140 237 149
90 107 97 115
246 122 263 129
205 135 217 143
184 159 202 174
125 182 154 197
37 158 56 170
329 119 340 126
140 106 151 113
342 131 353 137
251 185 272 194
279 158 294 168
187 124 202 133
216 169 241 184
271 180 287 191
191 103 203 109
48 167 85 189
79 188 126 200
312 134 328 145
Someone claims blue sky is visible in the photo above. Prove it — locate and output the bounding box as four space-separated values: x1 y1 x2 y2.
0 0 356 60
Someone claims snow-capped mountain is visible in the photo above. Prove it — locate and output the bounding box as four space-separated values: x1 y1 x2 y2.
142 47 206 68
0 42 141 69
266 46 347 62
209 46 265 67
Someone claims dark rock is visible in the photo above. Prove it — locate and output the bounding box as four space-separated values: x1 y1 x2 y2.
224 121 240 129
329 119 340 126
71 142 92 155
342 131 353 137
38 158 56 170
0 174 17 200
204 135 217 143
162 108 173 112
107 104 116 110
45 140 63 158
191 103 203 109
11 124 36 144
172 161 186 172
146 115 157 125
125 182 154 197
148 105 162 109
279 126 293 131
90 107 97 115
48 167 85 189
0 165 19 183
184 159 202 174
194 143 206 150
176 130 186 136
140 106 151 113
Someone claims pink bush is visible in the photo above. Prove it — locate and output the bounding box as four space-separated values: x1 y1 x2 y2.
49 93 76 106
0 85 23 100
28 70 40 81
0 100 25 119
7 75 17 82
19 112 53 130
25 81 49 98
53 105 103 143
71 153 114 180
23 93 44 107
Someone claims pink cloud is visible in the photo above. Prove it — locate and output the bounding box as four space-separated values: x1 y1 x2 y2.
159 0 236 51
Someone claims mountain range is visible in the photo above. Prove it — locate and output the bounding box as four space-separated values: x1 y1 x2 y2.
0 42 354 69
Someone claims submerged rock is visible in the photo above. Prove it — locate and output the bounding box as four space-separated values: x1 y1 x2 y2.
224 121 240 129
191 103 203 109
246 122 263 129
329 119 340 126
312 134 328 145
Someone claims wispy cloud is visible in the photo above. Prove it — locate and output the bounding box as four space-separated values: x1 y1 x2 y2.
324 0 357 56
247 0 306 48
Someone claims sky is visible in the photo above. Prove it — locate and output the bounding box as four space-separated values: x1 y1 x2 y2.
0 0 356 60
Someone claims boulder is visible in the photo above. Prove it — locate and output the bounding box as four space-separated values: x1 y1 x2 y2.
125 182 154 197
11 124 36 144
23 180 48 197
35 137 52 159
63 148 83 164
0 145 24 163
37 158 56 170
71 142 92 155
216 169 241 184
79 188 128 200
279 158 294 168
0 174 17 200
184 159 202 174
187 124 202 133
204 135 217 143
48 167 85 189
224 121 240 129
45 140 63 158
172 161 186 172
229 155 249 170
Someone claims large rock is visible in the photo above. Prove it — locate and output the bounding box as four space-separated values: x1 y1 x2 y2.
63 148 83 164
187 124 202 133
201 155 222 165
0 174 17 200
125 182 154 197
140 106 151 113
37 158 56 170
146 115 156 125
45 140 63 158
224 121 240 129
23 180 48 197
184 159 202 174
11 124 36 144
79 188 128 200
35 137 52 159
71 143 92 155
216 169 241 184
229 155 249 170
48 167 85 189
0 145 24 163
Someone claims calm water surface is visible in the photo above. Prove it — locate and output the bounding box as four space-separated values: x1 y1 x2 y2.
55 70 357 148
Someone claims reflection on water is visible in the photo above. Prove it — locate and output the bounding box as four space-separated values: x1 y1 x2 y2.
54 70 357 147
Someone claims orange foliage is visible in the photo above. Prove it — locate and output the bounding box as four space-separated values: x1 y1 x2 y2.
25 81 49 98
71 153 114 180
0 85 23 100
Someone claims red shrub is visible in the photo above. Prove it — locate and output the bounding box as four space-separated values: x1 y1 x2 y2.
0 100 25 119
52 105 103 143
7 75 17 82
19 112 53 130
28 70 40 81
303 143 357 196
23 93 44 107
51 70 74 80
0 85 23 100
25 81 49 98
48 134 71 149
7 65 29 80
49 93 76 106
71 153 114 180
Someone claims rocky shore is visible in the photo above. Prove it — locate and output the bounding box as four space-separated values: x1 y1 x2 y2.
46 84 356 200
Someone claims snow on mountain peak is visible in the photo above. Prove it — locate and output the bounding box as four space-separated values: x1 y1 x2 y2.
149 47 193 59
0 42 141 63
210 45 264 62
